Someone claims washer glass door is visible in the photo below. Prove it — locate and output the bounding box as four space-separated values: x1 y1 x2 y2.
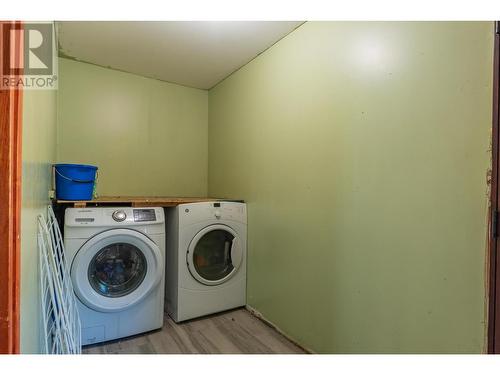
71 228 163 312
88 242 147 298
187 224 242 286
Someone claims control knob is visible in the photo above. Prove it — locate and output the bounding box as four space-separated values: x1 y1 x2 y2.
112 210 127 222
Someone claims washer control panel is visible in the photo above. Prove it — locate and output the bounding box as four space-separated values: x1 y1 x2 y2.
65 207 164 228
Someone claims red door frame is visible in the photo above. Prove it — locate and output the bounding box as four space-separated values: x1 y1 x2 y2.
0 20 23 354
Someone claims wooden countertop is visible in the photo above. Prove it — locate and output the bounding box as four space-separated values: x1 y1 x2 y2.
55 196 228 208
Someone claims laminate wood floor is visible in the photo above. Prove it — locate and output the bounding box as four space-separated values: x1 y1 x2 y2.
83 308 306 354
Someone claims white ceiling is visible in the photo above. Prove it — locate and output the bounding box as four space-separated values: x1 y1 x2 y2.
57 21 303 90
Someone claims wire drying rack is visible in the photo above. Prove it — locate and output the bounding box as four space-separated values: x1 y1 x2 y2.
38 205 82 354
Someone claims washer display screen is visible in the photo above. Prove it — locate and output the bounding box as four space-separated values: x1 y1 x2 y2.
133 209 156 222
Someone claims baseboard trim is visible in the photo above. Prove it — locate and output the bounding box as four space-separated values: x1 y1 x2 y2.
245 305 315 354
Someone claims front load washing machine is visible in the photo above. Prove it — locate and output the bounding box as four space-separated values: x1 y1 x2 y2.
64 207 165 345
165 201 247 322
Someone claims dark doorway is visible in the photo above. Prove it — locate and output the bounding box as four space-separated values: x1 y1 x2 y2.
489 21 500 354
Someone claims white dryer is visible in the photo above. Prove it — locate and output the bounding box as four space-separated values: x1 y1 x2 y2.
64 207 165 345
165 201 247 322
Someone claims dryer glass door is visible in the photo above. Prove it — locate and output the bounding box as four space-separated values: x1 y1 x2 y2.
187 224 243 286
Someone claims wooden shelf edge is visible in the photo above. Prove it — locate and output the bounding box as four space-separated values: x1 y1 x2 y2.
54 196 236 208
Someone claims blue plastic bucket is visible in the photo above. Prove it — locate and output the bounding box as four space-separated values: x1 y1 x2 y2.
54 164 98 200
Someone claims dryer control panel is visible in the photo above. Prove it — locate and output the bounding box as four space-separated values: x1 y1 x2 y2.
178 201 246 226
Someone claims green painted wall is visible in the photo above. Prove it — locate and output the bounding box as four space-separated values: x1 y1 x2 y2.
20 22 58 353
208 22 493 353
57 58 208 197
20 86 57 353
